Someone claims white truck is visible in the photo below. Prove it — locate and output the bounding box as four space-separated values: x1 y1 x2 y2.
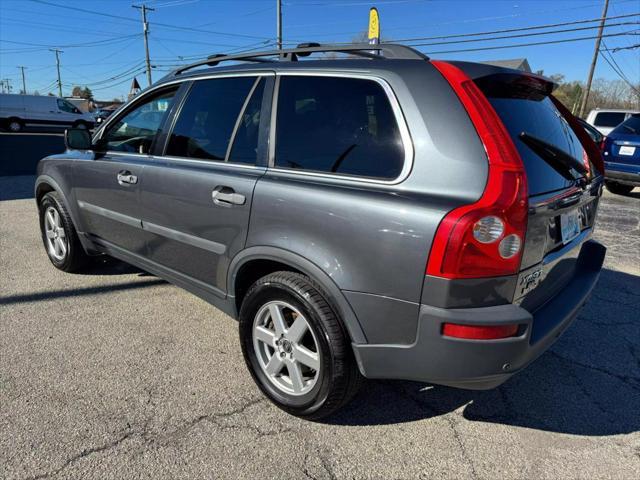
0 94 95 132
585 108 640 136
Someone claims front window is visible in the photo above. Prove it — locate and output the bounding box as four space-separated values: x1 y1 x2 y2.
102 89 176 154
57 99 80 114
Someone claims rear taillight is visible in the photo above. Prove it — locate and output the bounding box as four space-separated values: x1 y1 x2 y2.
427 61 528 279
599 137 607 152
442 323 519 340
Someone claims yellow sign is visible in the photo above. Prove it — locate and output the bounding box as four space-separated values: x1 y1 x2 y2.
368 7 380 42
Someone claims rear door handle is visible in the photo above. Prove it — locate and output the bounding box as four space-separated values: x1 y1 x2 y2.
212 187 245 206
117 171 138 185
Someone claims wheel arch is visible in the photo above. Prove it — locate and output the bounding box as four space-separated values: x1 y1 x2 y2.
228 246 368 344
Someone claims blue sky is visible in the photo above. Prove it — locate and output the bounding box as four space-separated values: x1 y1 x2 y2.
0 0 638 100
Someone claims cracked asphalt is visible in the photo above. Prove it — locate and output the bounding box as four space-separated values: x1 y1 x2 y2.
1 175 639 480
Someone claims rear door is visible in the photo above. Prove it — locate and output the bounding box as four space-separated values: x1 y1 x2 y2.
73 87 179 255
471 71 602 309
138 73 272 293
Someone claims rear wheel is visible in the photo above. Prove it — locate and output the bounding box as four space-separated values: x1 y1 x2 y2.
239 271 363 420
38 191 91 272
605 181 634 195
8 118 23 132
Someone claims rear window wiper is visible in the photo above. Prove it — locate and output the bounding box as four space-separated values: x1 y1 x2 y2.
622 124 638 134
518 131 588 182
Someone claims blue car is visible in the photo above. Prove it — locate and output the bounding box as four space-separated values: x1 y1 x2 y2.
603 113 640 195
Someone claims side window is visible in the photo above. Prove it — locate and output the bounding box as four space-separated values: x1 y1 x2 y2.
593 112 625 128
57 99 79 114
228 78 266 164
166 76 257 162
103 89 176 154
275 76 405 179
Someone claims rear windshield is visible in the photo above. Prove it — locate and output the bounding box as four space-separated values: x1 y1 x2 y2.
485 93 583 195
593 111 626 128
611 114 640 135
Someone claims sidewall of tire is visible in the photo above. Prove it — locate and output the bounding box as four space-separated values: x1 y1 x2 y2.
39 192 82 271
239 277 342 418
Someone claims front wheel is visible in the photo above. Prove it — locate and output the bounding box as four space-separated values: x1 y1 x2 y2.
239 271 363 420
605 181 634 195
38 191 91 272
8 118 23 132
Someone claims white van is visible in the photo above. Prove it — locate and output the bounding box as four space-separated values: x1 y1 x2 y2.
0 94 95 132
585 108 640 136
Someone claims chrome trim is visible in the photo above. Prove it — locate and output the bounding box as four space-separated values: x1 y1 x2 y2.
95 72 276 140
143 221 226 254
77 201 142 228
269 71 414 185
148 154 267 172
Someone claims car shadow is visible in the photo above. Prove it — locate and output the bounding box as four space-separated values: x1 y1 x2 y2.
327 268 640 436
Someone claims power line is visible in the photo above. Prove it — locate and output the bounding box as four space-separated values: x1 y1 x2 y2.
398 20 639 48
599 41 640 95
390 11 639 43
417 29 639 55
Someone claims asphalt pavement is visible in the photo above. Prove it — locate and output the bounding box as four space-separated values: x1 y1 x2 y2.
1 159 639 477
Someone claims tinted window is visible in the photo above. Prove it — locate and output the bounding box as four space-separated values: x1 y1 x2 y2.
228 79 266 164
593 112 626 127
488 95 583 195
275 76 404 179
166 77 256 161
57 99 79 114
104 89 176 153
612 114 640 135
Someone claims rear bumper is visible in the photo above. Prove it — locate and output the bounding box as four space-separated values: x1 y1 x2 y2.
605 162 640 186
352 240 606 390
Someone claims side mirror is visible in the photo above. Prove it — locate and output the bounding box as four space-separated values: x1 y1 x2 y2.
65 128 92 150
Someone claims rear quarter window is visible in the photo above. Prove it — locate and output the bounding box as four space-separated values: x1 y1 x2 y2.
274 76 405 180
593 112 626 128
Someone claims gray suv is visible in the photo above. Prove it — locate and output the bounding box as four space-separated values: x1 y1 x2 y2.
36 44 606 419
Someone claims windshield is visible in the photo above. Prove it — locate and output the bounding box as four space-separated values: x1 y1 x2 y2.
612 114 640 135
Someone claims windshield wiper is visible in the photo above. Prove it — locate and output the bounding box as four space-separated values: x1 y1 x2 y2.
518 131 588 182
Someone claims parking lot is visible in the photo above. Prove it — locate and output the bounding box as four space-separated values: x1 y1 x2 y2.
1 134 639 479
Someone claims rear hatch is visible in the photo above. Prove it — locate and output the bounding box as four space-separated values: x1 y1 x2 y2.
456 63 603 311
604 114 640 167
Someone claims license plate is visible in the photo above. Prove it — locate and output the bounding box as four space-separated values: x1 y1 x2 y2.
560 210 581 244
619 146 636 156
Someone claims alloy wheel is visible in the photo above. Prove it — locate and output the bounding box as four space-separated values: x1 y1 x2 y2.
44 206 67 261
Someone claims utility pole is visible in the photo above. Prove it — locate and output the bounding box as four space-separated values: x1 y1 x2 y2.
50 48 63 97
579 0 609 118
133 4 154 87
17 66 27 94
276 0 282 50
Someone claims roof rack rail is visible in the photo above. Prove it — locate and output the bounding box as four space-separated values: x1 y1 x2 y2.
171 42 428 76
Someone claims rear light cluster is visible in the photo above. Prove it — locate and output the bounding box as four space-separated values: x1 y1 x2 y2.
427 61 528 279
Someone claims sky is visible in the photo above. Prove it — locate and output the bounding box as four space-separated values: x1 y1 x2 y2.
0 0 638 101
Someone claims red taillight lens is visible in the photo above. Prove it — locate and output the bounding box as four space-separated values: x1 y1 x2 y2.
442 323 519 340
427 61 528 279
549 95 604 175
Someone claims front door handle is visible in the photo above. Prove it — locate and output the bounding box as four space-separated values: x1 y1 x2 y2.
212 187 245 206
117 171 138 185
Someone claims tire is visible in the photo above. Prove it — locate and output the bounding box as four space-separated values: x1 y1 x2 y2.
605 181 634 195
239 271 363 420
8 118 23 132
38 191 91 272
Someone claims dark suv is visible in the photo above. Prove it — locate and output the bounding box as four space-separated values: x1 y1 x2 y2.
36 44 606 419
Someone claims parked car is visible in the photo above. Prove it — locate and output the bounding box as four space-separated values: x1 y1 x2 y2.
35 44 606 419
0 93 95 132
602 113 640 195
577 117 604 145
93 107 116 124
585 108 639 136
